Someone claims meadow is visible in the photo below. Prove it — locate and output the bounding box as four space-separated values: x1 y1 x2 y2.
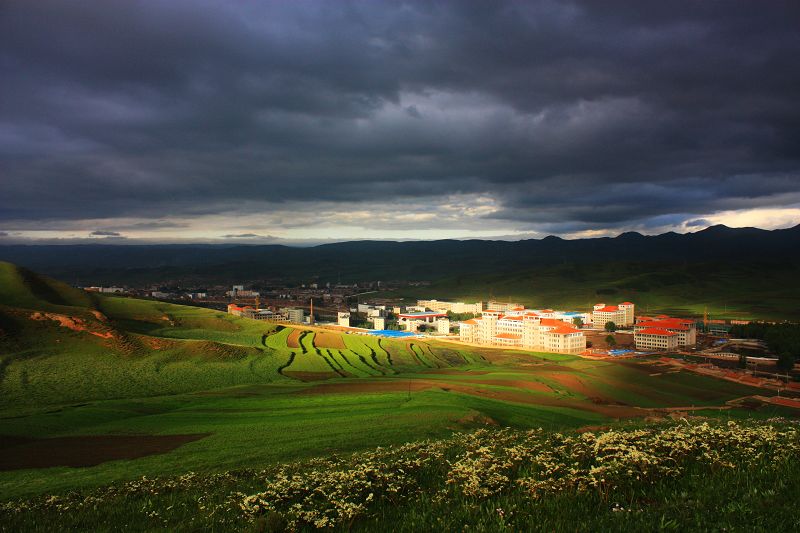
1 261 799 530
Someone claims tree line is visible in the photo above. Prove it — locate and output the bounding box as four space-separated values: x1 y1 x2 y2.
730 322 800 371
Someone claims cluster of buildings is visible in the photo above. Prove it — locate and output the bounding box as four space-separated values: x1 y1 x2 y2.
459 306 588 353
227 303 307 324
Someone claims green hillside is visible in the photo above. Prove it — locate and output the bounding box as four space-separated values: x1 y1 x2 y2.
379 261 800 321
0 262 794 523
0 262 482 409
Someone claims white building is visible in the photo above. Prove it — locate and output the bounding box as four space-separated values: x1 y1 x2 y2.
436 318 450 334
398 311 447 331
226 289 260 298
591 302 635 327
281 308 305 323
417 299 483 315
633 317 696 346
337 312 351 327
486 301 523 312
634 328 680 351
372 316 386 330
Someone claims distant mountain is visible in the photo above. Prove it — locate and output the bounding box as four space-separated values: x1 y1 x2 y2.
0 225 798 285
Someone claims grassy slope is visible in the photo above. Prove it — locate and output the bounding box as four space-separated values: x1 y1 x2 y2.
0 261 791 504
0 261 476 408
378 261 800 321
2 419 799 533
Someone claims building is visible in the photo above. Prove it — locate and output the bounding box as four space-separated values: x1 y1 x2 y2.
226 288 260 298
486 301 523 312
398 311 447 331
591 302 635 327
634 328 680 351
633 316 696 347
337 312 351 327
227 304 288 322
417 299 483 315
459 308 586 354
436 318 450 334
372 316 386 330
281 308 304 323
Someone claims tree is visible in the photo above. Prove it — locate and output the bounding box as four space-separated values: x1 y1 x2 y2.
778 352 795 372
605 321 617 333
572 317 584 328
606 335 617 347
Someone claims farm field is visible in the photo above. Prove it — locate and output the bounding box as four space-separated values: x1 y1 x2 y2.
1 261 798 530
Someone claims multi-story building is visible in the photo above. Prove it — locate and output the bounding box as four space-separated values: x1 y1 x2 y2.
486 301 523 312
372 316 386 330
399 311 447 331
634 328 680 351
281 307 304 323
227 304 288 322
417 299 483 315
459 309 586 354
634 317 696 346
591 302 635 327
337 312 351 327
436 318 450 334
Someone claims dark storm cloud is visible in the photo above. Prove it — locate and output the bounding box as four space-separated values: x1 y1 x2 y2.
1 0 799 231
90 230 122 236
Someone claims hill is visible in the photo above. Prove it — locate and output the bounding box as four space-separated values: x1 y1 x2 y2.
1 225 798 320
0 225 798 286
0 262 481 409
1 263 796 518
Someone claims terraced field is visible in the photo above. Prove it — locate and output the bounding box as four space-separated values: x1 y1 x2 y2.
1 261 794 505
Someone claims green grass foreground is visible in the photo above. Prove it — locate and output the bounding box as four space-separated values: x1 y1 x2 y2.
1 420 798 532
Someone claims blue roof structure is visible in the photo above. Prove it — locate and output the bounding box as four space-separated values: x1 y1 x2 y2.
365 330 420 338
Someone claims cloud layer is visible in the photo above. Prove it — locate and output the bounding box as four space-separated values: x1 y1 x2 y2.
1 1 799 240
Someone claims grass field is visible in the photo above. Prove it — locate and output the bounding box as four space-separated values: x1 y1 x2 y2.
2 261 799 530
375 261 800 321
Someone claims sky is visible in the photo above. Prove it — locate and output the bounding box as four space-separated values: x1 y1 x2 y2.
1 0 799 245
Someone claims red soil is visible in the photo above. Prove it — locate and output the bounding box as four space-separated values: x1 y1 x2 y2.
29 312 116 339
286 329 303 348
313 331 346 349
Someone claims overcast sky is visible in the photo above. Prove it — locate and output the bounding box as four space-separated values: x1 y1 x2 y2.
1 1 799 244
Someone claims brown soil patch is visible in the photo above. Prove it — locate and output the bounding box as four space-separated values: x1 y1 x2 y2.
544 372 600 398
91 310 108 322
143 337 179 350
456 412 499 427
283 371 339 382
30 312 87 332
0 433 209 471
313 331 346 350
30 311 116 339
286 329 302 348
420 369 492 376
